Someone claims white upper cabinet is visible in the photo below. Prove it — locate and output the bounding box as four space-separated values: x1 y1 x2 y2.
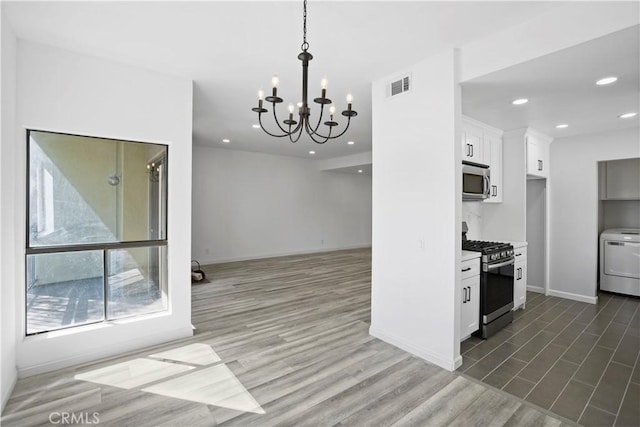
461 122 484 164
526 132 551 179
462 116 503 203
483 131 503 203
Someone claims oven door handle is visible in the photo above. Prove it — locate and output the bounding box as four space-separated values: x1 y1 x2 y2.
486 257 515 270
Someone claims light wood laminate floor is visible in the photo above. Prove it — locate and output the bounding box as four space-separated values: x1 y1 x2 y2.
2 248 569 426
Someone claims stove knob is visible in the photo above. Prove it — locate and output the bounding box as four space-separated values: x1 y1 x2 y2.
501 251 506 257
509 250 514 256
491 254 497 260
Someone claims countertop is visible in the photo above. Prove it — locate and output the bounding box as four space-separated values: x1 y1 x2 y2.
462 250 481 262
506 241 528 248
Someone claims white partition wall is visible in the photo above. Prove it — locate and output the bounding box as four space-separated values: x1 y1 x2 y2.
549 127 639 303
370 49 462 371
6 40 193 376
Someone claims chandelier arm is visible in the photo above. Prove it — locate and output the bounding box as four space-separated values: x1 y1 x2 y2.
306 116 352 140
271 103 297 135
327 117 353 139
304 119 331 144
289 121 306 143
309 103 326 134
258 113 294 138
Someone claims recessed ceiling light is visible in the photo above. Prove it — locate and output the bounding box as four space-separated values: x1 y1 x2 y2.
347 141 355 145
619 112 637 119
309 150 316 155
596 76 618 86
357 169 363 173
252 124 260 129
555 124 569 129
222 139 230 143
512 98 528 105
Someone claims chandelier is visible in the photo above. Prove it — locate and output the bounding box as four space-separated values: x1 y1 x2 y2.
252 0 357 144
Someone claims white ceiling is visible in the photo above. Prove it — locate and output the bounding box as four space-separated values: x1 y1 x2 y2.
4 1 638 160
462 25 640 139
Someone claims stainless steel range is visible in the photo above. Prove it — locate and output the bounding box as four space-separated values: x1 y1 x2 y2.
462 224 515 338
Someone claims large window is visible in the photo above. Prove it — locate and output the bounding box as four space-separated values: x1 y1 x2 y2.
26 130 168 335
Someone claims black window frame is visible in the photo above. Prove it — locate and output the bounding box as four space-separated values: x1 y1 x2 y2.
25 129 169 336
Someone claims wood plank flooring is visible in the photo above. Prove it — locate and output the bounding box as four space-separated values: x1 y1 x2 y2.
459 291 640 426
2 248 568 426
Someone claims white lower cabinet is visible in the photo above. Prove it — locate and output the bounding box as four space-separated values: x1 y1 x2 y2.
513 245 527 310
460 258 480 340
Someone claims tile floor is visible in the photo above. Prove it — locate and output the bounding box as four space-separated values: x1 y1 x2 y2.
459 291 640 427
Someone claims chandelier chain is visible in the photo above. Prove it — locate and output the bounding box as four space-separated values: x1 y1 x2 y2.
301 0 309 51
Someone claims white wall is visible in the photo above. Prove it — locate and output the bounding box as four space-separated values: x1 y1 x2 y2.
602 201 640 230
191 147 371 263
482 129 527 242
10 40 193 376
526 179 546 288
370 49 461 371
461 202 483 240
1 9 18 411
549 127 640 301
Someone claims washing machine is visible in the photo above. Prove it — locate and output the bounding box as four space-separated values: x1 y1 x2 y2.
600 228 640 296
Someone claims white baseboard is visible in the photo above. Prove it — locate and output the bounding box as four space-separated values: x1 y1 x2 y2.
527 285 545 294
547 289 598 305
198 244 372 265
369 326 461 372
1 367 17 413
18 326 193 378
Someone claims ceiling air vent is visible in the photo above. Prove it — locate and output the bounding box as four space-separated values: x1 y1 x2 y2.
389 75 410 97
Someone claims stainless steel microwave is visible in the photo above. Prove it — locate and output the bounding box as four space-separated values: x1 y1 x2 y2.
462 161 490 201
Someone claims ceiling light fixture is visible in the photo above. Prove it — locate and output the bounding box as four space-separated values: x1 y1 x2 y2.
512 98 528 105
618 112 637 119
555 124 569 129
222 139 230 143
596 76 618 86
251 0 357 144
357 169 363 173
347 141 355 145
309 150 316 155
252 124 260 129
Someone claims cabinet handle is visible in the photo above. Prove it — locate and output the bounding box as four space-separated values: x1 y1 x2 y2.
516 253 522 257
470 145 474 157
467 286 471 302
463 287 467 303
492 185 497 197
465 143 470 156
538 160 543 171
462 267 471 272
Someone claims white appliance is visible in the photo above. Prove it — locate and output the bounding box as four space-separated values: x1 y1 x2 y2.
600 228 640 296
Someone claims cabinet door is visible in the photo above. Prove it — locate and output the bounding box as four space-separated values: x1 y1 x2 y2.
483 134 503 203
462 128 483 164
461 275 479 339
514 261 527 309
526 136 549 178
